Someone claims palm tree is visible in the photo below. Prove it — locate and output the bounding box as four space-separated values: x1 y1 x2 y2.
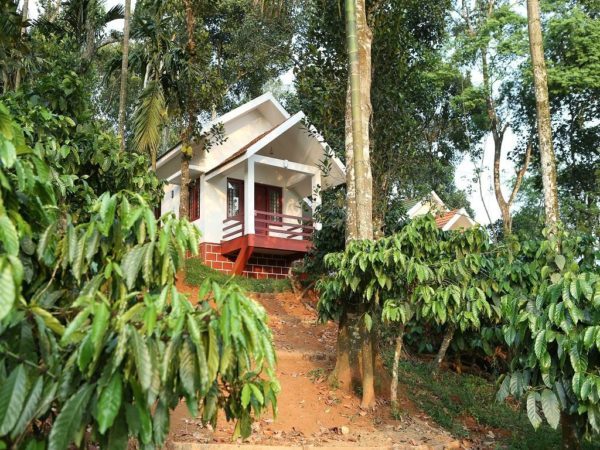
117 0 132 151
35 0 124 64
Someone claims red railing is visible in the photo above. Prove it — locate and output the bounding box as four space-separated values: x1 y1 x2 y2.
222 210 314 241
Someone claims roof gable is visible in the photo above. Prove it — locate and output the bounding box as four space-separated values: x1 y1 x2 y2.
156 93 290 168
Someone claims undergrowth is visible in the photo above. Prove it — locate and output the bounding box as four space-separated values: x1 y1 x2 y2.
185 257 292 293
394 360 585 449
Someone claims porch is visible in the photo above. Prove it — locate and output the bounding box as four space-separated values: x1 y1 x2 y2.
205 152 321 275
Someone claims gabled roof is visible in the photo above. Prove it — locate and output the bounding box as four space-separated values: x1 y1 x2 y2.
205 120 288 176
435 209 459 228
156 92 289 169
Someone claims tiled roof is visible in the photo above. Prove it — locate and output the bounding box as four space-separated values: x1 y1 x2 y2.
205 120 287 175
435 209 458 229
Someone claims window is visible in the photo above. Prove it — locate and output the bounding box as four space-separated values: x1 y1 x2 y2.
267 187 282 222
227 179 244 218
188 179 201 221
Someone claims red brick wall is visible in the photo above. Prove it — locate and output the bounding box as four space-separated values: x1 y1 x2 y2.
198 242 297 280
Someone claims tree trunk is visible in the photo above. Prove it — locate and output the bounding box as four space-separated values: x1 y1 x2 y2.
527 0 560 235
346 0 375 409
433 325 455 373
117 0 131 152
14 0 29 90
344 83 358 242
481 48 531 237
84 0 96 62
560 411 581 450
179 0 197 221
354 0 373 241
360 319 375 409
390 325 404 414
329 310 353 389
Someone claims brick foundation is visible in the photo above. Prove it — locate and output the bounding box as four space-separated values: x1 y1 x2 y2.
199 242 298 279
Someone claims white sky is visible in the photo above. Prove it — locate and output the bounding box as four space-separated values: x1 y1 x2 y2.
25 0 515 225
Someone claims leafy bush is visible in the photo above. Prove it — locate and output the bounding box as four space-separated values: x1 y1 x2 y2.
317 216 496 352
0 102 278 448
495 231 600 440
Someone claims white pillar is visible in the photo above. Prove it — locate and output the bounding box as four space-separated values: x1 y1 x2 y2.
244 159 255 234
311 172 322 213
311 172 322 231
198 173 207 236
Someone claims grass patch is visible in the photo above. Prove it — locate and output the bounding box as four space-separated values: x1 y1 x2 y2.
396 360 571 449
184 257 292 293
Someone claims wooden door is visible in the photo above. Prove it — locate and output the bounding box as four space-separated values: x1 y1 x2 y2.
255 184 268 235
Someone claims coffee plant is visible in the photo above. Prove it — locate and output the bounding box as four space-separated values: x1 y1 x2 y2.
496 231 600 441
0 102 278 449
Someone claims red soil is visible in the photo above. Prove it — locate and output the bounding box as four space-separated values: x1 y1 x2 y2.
168 287 462 448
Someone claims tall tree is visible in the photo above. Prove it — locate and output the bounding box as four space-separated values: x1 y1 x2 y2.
526 0 560 233
117 0 131 151
454 0 531 236
345 0 375 409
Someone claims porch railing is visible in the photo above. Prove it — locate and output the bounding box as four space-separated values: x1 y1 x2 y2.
221 210 314 241
222 216 244 241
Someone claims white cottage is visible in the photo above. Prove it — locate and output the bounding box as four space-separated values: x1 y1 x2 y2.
405 191 477 231
156 93 345 278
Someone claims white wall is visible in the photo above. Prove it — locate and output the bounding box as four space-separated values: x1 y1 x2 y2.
194 110 274 172
161 184 180 217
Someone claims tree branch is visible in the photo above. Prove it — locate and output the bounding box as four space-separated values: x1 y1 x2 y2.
508 139 532 207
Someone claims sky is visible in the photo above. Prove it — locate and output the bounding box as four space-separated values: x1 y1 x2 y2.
25 0 516 225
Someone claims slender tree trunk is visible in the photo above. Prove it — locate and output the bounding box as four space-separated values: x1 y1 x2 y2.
14 0 29 90
329 310 353 389
344 83 358 242
527 0 560 234
433 325 455 373
390 324 404 414
481 48 531 237
117 0 131 152
179 0 197 220
84 0 96 61
353 0 373 241
560 412 581 450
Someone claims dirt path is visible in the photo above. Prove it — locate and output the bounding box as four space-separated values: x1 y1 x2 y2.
168 290 461 448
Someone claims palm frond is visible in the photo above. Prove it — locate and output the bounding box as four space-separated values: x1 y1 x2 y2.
132 80 167 166
103 4 124 25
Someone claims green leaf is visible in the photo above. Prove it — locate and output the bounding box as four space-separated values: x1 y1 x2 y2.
0 365 28 435
0 216 19 256
526 391 542 429
554 255 566 271
31 307 65 336
179 340 196 398
61 307 91 345
364 313 372 332
541 389 560 429
131 327 152 392
97 373 123 434
152 400 169 446
91 302 110 356
122 246 145 289
207 324 219 383
48 384 94 450
241 384 252 409
534 331 546 359
10 376 43 439
142 242 155 284
0 262 16 321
